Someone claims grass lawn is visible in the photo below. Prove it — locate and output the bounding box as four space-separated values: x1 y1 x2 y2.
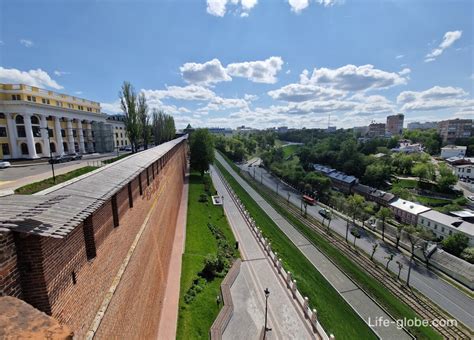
176 173 238 340
215 159 376 340
102 152 132 164
14 166 98 194
216 152 441 340
281 144 300 158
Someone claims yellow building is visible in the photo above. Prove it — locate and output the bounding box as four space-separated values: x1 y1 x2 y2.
0 83 110 159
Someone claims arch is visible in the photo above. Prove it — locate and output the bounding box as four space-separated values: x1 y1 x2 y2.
31 116 40 125
50 142 57 153
20 143 29 155
35 142 42 154
15 115 24 124
63 142 69 153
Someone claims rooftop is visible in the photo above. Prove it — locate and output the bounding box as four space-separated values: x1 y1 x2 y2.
0 136 187 239
441 145 467 150
389 198 431 215
420 210 474 236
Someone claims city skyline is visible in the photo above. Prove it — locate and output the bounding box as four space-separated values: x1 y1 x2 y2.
1 0 473 129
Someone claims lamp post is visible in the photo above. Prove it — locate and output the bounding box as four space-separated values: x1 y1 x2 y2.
260 171 263 184
40 127 56 183
276 181 279 195
263 288 271 339
221 195 225 216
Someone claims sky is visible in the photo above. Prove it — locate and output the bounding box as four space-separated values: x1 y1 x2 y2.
0 0 473 129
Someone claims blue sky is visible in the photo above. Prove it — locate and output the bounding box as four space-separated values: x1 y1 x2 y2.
1 0 473 129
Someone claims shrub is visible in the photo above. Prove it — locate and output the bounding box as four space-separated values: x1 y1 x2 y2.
460 247 474 264
198 193 208 202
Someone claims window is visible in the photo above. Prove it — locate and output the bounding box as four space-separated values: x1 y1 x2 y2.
87 107 92 112
27 96 37 102
50 142 56 153
15 115 24 124
17 126 26 138
0 127 7 137
421 219 424 224
121 140 124 146
61 129 66 137
35 143 42 154
48 128 54 138
120 133 123 138
468 169 472 173
41 98 51 104
427 221 431 227
73 130 77 137
78 105 84 110
31 116 40 125
32 126 41 137
434 225 438 230
11 94 21 100
449 230 452 235
115 133 118 138
56 101 63 107
0 113 4 119
20 143 28 155
2 143 10 155
442 227 445 232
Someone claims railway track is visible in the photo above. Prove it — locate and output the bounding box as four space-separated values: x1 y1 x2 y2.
239 170 472 339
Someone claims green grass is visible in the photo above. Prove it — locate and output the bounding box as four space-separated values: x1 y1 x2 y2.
216 153 441 340
14 166 98 194
215 159 376 339
281 144 300 158
176 173 238 340
102 152 132 164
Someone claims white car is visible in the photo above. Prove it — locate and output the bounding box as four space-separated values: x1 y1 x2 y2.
0 161 11 169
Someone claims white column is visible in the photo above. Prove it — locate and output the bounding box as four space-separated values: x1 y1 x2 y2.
23 113 38 159
54 116 64 156
6 113 19 158
66 118 75 154
77 120 85 153
40 115 50 156
86 121 94 152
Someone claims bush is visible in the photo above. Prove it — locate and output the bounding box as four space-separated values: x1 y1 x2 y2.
460 247 474 264
200 254 226 280
442 233 469 257
198 193 208 202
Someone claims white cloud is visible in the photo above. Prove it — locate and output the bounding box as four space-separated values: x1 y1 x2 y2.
180 59 231 85
300 64 408 91
20 39 33 47
226 56 284 84
244 94 259 101
395 54 404 59
398 68 411 76
288 0 309 13
54 70 71 77
397 86 473 111
424 30 462 62
0 67 63 90
268 83 345 102
142 85 216 101
206 0 258 17
101 100 122 114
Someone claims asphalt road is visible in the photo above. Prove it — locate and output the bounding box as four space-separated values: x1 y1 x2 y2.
241 161 474 331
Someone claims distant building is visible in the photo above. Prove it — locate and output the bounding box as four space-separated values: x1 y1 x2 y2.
106 114 130 149
453 164 473 180
277 126 288 133
389 198 431 225
208 127 233 136
438 118 472 143
407 121 438 131
386 114 404 136
440 145 467 159
391 139 423 153
352 184 395 207
327 126 337 133
418 210 474 246
353 126 369 136
367 123 386 138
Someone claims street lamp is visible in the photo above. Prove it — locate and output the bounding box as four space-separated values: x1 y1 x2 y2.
276 181 279 195
221 195 225 216
263 288 271 339
40 127 56 183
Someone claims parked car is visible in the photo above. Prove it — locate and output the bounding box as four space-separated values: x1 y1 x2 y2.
318 208 330 219
49 155 74 164
0 161 11 169
124 146 132 152
71 153 83 160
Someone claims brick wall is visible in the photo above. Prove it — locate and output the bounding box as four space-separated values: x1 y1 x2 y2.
0 231 22 298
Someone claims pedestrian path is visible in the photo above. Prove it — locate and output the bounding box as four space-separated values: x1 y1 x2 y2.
210 166 316 340
215 152 412 340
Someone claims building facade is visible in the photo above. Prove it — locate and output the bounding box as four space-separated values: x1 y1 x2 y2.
0 83 108 159
454 164 473 180
386 113 404 136
106 114 130 148
418 210 474 246
407 121 438 131
367 123 386 138
440 145 467 159
389 198 431 225
437 119 472 143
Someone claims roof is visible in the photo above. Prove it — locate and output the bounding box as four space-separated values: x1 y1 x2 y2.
389 198 431 215
313 163 335 175
450 210 474 218
328 171 358 184
441 145 467 151
0 136 187 238
353 184 395 202
420 210 474 236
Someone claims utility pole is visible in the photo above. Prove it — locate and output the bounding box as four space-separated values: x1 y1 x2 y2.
263 288 271 339
41 127 56 183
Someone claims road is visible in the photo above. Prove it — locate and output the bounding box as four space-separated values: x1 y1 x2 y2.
242 160 474 330
216 153 412 339
0 152 128 193
210 165 316 340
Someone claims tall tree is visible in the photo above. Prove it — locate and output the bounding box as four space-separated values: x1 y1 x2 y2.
120 81 140 153
404 225 433 286
346 194 365 242
190 129 214 176
137 92 150 150
376 207 393 241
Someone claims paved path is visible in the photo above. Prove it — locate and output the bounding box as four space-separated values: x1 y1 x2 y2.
156 171 189 340
211 166 316 340
243 162 474 330
216 153 412 339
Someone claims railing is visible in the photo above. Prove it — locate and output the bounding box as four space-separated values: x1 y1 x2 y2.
209 259 241 340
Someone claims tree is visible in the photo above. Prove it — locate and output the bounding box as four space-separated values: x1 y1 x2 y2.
346 194 365 242
437 163 458 192
351 227 361 248
395 224 406 249
190 129 214 176
120 81 140 153
325 210 333 234
376 207 393 241
371 243 378 261
412 163 435 184
385 254 394 270
460 247 474 264
137 92 150 149
364 162 391 187
396 260 403 280
152 110 176 145
404 225 433 286
442 233 469 257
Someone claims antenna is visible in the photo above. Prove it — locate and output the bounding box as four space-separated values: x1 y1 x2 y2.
328 113 331 129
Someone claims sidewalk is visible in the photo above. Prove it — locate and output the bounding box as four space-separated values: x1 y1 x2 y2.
216 153 412 340
210 166 316 340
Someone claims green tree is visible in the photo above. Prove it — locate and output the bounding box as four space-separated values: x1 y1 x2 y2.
346 194 365 242
376 207 393 241
120 81 140 153
412 163 435 184
460 247 474 264
442 233 469 257
190 129 214 176
137 92 150 149
437 163 458 192
404 225 433 286
364 162 391 187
